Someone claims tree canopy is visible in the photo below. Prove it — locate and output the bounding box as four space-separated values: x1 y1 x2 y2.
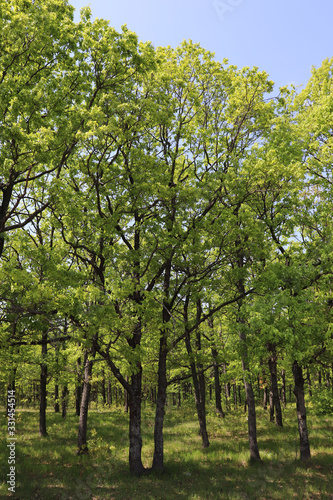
1 0 332 477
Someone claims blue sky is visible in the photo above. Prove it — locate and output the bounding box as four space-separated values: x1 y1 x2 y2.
69 0 333 93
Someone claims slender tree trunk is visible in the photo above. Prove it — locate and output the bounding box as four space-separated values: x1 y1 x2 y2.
233 382 237 409
292 361 311 461
239 320 261 461
54 383 60 413
77 351 94 454
152 334 168 471
212 348 225 417
177 388 181 408
263 385 268 410
75 355 82 416
107 378 112 407
257 375 261 402
306 367 312 397
269 387 274 422
281 370 287 409
238 384 242 405
183 300 210 449
268 346 283 427
101 369 106 406
191 358 210 447
152 253 173 473
326 371 330 388
196 328 210 447
242 363 261 461
39 331 48 437
33 382 37 409
62 385 69 419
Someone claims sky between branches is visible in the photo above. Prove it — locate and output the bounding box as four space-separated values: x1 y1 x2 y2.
69 0 333 93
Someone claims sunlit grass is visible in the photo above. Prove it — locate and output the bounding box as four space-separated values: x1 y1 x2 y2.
0 404 332 499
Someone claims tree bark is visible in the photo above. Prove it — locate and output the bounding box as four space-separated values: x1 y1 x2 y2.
281 370 287 408
233 381 237 409
212 348 225 417
190 355 210 447
39 331 48 437
77 351 94 454
183 299 210 448
306 367 312 397
292 361 311 461
269 387 274 422
263 385 268 410
128 367 147 475
107 378 112 407
62 385 69 419
152 333 168 471
101 369 106 406
75 356 82 416
239 319 261 461
54 383 60 413
268 346 283 427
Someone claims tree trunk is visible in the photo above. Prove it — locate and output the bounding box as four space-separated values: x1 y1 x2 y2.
152 334 168 471
128 368 147 475
193 360 210 447
177 389 181 407
101 369 106 406
281 370 287 408
107 378 112 407
183 303 210 449
77 351 94 454
269 387 274 422
292 361 311 461
263 385 268 410
39 331 48 437
212 348 225 417
239 322 261 461
75 355 82 417
62 385 69 419
54 384 60 413
238 384 242 405
268 346 283 427
233 382 237 409
306 367 312 397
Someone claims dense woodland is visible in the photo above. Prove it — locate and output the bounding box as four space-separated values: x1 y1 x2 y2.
1 0 333 478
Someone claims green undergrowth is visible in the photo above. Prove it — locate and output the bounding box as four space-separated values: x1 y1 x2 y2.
0 405 332 499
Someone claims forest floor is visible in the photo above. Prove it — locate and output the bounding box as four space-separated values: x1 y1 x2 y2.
0 403 332 499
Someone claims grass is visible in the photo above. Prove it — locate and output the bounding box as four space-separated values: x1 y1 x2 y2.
0 404 332 499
